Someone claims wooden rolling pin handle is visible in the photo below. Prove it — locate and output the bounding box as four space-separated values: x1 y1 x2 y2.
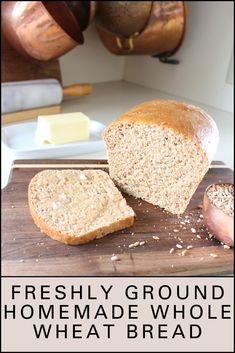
62 83 92 97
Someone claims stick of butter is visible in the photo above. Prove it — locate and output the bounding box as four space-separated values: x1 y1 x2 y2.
35 112 90 144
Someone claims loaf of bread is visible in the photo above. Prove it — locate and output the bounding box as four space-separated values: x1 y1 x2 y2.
28 169 135 245
103 100 219 214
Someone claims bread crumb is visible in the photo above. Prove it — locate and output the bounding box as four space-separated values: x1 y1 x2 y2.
152 236 160 240
196 234 201 239
119 199 126 207
191 227 196 233
181 249 187 256
180 221 185 225
131 232 135 236
79 173 87 180
186 245 193 249
199 214 203 218
176 244 183 249
11 205 15 208
59 192 67 200
139 241 146 246
19 259 24 263
111 255 120 261
52 202 59 210
210 253 218 258
169 248 175 254
223 244 230 249
173 229 179 233
35 259 39 262
129 241 140 248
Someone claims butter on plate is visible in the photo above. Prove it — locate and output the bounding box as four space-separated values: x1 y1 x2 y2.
35 112 90 145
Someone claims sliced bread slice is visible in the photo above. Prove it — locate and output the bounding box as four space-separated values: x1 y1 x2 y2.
28 169 135 245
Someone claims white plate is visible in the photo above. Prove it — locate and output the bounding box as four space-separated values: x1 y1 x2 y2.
2 120 106 159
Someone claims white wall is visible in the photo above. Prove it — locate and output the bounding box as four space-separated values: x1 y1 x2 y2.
59 2 233 113
59 24 125 86
124 1 234 113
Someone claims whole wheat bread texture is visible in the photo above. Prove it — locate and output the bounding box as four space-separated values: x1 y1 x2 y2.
28 169 135 245
103 100 219 214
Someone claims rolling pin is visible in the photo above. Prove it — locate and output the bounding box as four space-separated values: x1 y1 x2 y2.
1 79 92 114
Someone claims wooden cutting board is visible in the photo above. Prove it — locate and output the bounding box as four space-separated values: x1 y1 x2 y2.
2 160 234 276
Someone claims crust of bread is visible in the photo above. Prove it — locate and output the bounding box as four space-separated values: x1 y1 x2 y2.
103 100 219 163
28 188 134 245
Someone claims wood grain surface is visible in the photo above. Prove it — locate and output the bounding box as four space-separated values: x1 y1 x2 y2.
2 160 234 277
2 105 61 125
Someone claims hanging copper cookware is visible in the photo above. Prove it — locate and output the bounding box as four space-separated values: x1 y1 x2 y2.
2 1 187 62
96 1 187 59
1 1 84 61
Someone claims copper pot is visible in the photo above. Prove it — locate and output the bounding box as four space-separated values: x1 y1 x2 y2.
96 1 187 57
1 1 84 61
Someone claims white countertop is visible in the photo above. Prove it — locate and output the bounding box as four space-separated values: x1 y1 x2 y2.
2 80 234 189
